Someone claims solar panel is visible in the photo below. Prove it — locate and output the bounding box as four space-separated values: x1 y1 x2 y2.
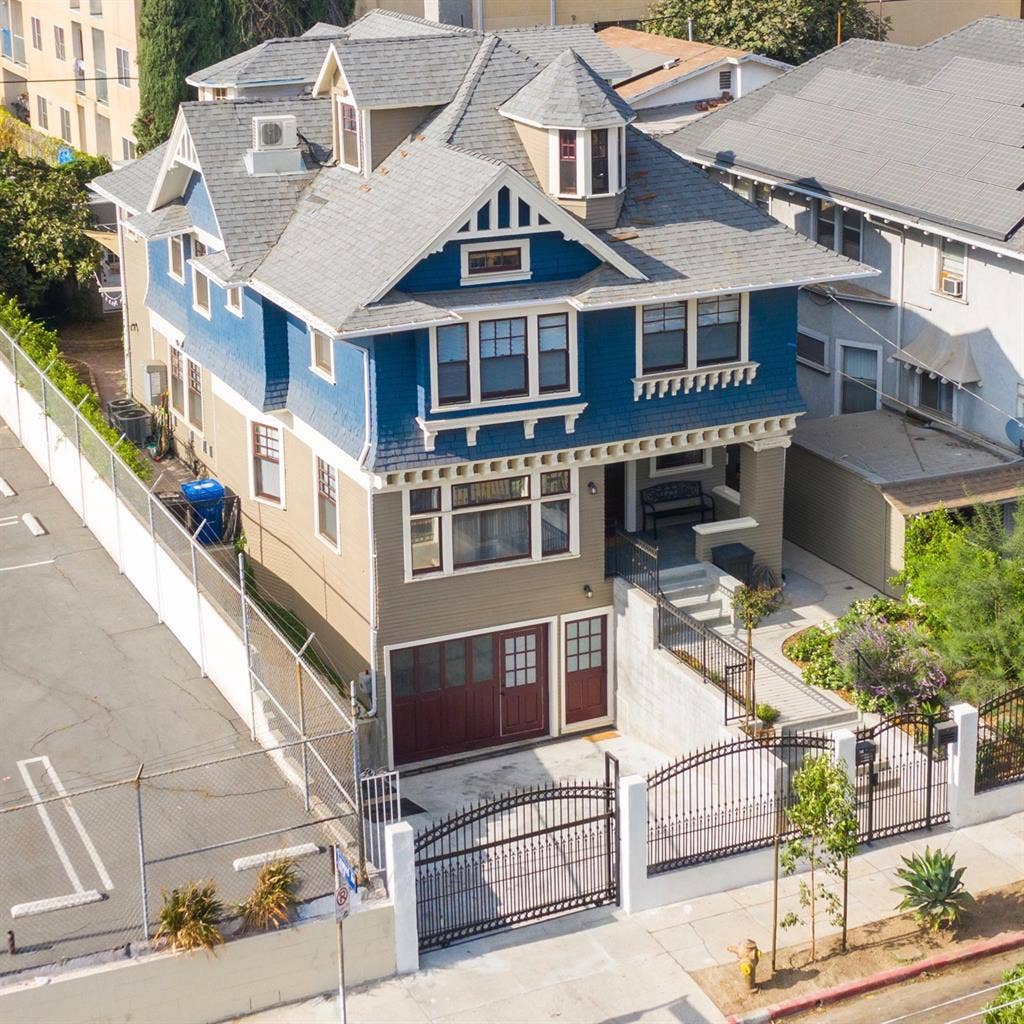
924 136 992 176
973 104 1024 148
927 57 1024 107
969 146 1024 189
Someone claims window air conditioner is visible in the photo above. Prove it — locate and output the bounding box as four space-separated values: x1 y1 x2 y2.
252 115 297 151
941 275 963 298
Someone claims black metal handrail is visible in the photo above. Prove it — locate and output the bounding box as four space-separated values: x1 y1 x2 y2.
606 528 755 723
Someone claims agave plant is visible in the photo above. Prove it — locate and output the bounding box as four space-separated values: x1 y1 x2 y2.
154 881 223 952
239 858 299 932
893 847 973 932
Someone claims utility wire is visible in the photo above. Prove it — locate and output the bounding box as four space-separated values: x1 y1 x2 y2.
881 981 1009 1022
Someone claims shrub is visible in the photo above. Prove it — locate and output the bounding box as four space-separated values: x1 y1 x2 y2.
984 962 1024 1023
238 858 298 932
788 625 834 664
893 847 973 932
755 703 780 726
155 881 223 952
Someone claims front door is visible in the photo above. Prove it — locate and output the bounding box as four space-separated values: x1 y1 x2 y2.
564 616 608 724
499 626 547 739
604 462 626 535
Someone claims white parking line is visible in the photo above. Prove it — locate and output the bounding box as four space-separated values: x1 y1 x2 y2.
17 760 85 894
0 559 55 573
0 515 19 527
17 757 114 892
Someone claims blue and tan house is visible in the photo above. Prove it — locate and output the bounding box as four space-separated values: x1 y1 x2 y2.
90 10 870 767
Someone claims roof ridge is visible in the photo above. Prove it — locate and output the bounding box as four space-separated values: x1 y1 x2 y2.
352 7 478 35
431 34 500 144
336 31 477 47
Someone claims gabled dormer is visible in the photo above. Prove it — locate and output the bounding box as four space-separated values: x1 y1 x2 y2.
499 49 635 230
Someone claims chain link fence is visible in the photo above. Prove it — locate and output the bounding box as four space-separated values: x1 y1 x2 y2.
0 739 351 976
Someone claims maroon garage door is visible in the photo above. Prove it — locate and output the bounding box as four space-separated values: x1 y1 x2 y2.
390 626 548 765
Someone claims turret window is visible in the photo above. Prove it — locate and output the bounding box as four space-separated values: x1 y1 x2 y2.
559 130 577 195
591 129 609 195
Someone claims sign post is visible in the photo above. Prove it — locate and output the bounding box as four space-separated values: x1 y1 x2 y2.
333 846 358 1024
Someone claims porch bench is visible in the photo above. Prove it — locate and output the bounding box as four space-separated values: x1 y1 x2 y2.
640 481 716 536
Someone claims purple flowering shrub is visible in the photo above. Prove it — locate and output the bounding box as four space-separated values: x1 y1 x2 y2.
833 617 946 713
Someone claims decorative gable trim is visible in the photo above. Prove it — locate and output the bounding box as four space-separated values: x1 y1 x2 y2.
312 44 351 98
364 164 645 305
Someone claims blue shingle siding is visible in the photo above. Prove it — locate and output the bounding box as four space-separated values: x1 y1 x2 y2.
284 311 368 460
182 173 220 240
395 231 601 292
365 287 805 471
146 238 271 411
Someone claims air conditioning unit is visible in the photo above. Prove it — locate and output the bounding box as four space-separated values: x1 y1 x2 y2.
940 275 964 298
253 115 297 152
145 361 167 406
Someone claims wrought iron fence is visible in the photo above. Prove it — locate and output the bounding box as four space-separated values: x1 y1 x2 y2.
606 528 755 722
0 736 355 976
646 733 833 874
976 686 1024 793
414 754 619 951
361 768 402 875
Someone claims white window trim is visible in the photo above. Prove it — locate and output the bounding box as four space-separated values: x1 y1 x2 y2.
167 337 205 438
313 456 342 554
633 293 753 399
335 96 360 172
167 235 184 283
428 304 579 414
648 448 713 478
115 46 130 88
191 263 212 319
401 467 580 582
834 339 882 415
225 285 243 318
547 127 623 200
796 324 830 375
934 237 968 304
309 327 335 383
248 419 286 509
459 238 532 286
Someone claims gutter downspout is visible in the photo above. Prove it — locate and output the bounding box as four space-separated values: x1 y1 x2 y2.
117 206 133 399
357 344 378 722
895 223 907 402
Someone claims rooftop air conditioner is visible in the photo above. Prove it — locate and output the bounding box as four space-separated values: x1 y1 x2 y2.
253 115 297 152
940 275 963 298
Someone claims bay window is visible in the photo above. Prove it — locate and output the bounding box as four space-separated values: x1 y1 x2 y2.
697 294 741 366
479 317 528 399
641 302 687 373
559 129 577 194
252 422 283 503
538 313 569 392
591 128 609 195
406 470 577 578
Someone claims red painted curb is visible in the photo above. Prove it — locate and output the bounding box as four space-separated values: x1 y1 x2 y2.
724 930 1024 1024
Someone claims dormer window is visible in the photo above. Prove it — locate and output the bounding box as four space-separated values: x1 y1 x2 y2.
460 239 531 285
338 99 359 170
559 131 577 195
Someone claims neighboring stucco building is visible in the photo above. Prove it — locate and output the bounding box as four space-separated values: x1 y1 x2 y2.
0 0 140 159
667 17 1024 588
865 0 1021 46
91 9 869 768
353 0 654 31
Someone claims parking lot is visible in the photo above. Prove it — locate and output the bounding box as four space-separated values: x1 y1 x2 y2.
0 423 331 973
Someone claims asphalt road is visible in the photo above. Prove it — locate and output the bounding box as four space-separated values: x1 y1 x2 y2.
793 948 1023 1023
0 423 331 975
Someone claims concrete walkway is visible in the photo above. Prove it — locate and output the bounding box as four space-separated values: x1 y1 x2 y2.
243 810 1024 1024
715 541 879 729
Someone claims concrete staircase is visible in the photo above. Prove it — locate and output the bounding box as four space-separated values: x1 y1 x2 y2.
660 563 731 628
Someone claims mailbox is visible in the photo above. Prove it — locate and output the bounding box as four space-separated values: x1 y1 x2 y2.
935 721 959 748
855 739 876 766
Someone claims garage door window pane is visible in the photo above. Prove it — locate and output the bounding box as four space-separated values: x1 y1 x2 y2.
419 645 441 692
391 649 415 697
445 640 467 687
471 635 493 682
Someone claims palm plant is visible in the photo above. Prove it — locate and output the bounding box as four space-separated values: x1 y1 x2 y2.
154 881 223 952
893 847 973 932
239 858 299 931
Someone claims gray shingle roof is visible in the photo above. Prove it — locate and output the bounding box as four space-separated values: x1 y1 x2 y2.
181 98 333 275
666 18 1024 250
124 202 192 239
302 21 345 38
252 140 505 332
89 143 168 215
188 35 345 88
499 48 635 129
332 35 482 108
345 8 476 39
499 24 631 82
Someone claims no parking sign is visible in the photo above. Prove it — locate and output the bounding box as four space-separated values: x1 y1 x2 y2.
333 846 358 922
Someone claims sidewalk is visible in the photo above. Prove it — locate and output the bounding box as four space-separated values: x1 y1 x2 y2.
244 811 1024 1024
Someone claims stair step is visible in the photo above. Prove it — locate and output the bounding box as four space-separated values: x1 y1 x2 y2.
688 605 729 624
660 564 710 588
668 590 718 609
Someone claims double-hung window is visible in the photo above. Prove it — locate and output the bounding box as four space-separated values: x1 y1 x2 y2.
186 359 203 430
479 317 527 399
30 16 41 50
311 329 333 379
815 199 862 259
252 423 282 503
168 234 184 281
191 237 210 315
841 210 862 259
54 26 66 61
559 129 577 194
816 200 836 248
226 285 242 316
407 470 576 577
169 347 202 430
59 106 72 142
169 348 184 416
35 95 47 130
590 128 610 195
919 376 954 417
121 137 136 161
838 343 879 414
436 323 470 406
697 294 741 366
538 313 569 392
115 46 130 86
641 302 687 373
937 239 966 299
315 457 339 547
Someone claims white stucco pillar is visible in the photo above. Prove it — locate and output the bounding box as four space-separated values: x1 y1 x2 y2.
384 822 419 974
831 728 857 784
618 775 648 914
948 703 980 829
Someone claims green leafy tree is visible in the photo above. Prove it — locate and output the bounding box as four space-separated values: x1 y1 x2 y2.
0 150 105 311
779 753 858 960
645 0 888 66
985 963 1024 1024
732 582 782 724
896 502 1024 702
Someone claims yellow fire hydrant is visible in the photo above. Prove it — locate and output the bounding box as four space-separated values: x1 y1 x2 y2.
727 939 760 992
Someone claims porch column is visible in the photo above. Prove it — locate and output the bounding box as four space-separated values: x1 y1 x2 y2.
739 438 790 576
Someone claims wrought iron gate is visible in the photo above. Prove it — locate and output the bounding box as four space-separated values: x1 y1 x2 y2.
414 754 619 951
855 712 950 842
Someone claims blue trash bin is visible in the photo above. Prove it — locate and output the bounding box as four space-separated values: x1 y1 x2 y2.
181 478 225 545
